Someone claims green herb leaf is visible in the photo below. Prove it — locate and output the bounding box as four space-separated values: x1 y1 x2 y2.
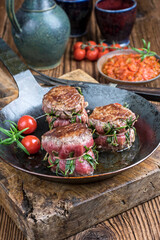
69 152 74 158
131 39 157 61
71 116 76 123
83 153 98 169
0 121 30 155
76 87 83 95
16 140 30 155
84 145 89 151
65 160 75 175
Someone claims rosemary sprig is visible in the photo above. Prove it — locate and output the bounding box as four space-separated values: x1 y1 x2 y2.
131 39 157 61
83 153 98 169
48 157 61 175
65 160 75 175
76 87 83 95
0 120 30 155
48 144 99 176
104 116 138 136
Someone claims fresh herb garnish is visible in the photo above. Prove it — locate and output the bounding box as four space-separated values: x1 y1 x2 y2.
49 117 57 129
104 116 139 147
84 145 89 151
48 157 60 175
104 122 115 135
125 131 130 145
0 120 30 155
83 153 98 169
106 136 118 147
65 160 75 175
89 121 95 131
69 152 74 158
92 144 99 161
48 145 99 176
76 87 83 95
123 102 129 108
71 116 76 123
131 39 157 61
52 150 59 156
70 111 82 123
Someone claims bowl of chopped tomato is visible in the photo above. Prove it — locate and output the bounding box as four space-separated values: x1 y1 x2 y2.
97 49 160 84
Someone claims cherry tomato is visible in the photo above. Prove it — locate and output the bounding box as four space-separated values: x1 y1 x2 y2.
74 48 86 61
123 46 129 49
17 115 37 134
109 43 121 51
86 48 99 61
97 43 108 52
98 49 109 59
85 40 97 50
114 103 122 106
21 135 41 154
73 41 83 50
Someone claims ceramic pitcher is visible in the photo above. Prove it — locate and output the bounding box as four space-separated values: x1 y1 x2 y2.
6 0 70 69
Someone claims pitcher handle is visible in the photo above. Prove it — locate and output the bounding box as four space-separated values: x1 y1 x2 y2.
6 0 22 33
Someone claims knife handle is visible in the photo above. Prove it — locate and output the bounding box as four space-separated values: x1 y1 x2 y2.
118 85 160 102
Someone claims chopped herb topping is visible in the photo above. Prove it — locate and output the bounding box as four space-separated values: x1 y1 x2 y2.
71 116 76 123
49 117 57 129
65 160 75 175
123 102 129 108
106 136 119 147
69 152 74 158
70 111 82 123
83 153 98 169
76 87 83 95
47 145 99 176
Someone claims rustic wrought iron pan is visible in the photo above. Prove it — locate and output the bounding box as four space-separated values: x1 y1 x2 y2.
0 38 160 184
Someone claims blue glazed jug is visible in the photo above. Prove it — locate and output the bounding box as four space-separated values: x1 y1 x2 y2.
6 0 70 69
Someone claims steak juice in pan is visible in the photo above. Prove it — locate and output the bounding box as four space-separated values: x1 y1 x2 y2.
95 0 137 46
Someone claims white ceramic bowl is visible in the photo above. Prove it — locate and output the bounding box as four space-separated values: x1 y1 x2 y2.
97 49 160 85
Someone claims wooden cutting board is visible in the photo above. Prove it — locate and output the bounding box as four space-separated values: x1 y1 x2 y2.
0 68 160 240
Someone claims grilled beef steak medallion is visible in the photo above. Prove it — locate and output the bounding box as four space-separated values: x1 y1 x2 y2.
42 85 88 128
42 123 97 176
89 103 137 151
42 123 94 159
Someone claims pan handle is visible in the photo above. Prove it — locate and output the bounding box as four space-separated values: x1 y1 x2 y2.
0 38 27 75
0 38 42 92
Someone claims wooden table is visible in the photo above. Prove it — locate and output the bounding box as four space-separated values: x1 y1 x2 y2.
0 0 160 239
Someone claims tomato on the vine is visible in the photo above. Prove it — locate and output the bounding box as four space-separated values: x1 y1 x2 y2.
21 135 41 154
17 115 37 134
74 48 86 60
86 48 99 61
85 40 97 50
98 49 109 59
123 46 129 49
109 43 121 51
97 43 108 52
73 41 83 50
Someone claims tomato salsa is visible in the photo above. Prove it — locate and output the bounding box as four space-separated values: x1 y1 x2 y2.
102 54 160 82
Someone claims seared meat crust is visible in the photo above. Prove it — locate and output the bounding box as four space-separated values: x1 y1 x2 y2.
42 85 88 117
41 123 94 158
89 103 136 134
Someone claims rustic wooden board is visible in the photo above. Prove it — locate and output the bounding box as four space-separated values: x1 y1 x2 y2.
0 69 160 240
